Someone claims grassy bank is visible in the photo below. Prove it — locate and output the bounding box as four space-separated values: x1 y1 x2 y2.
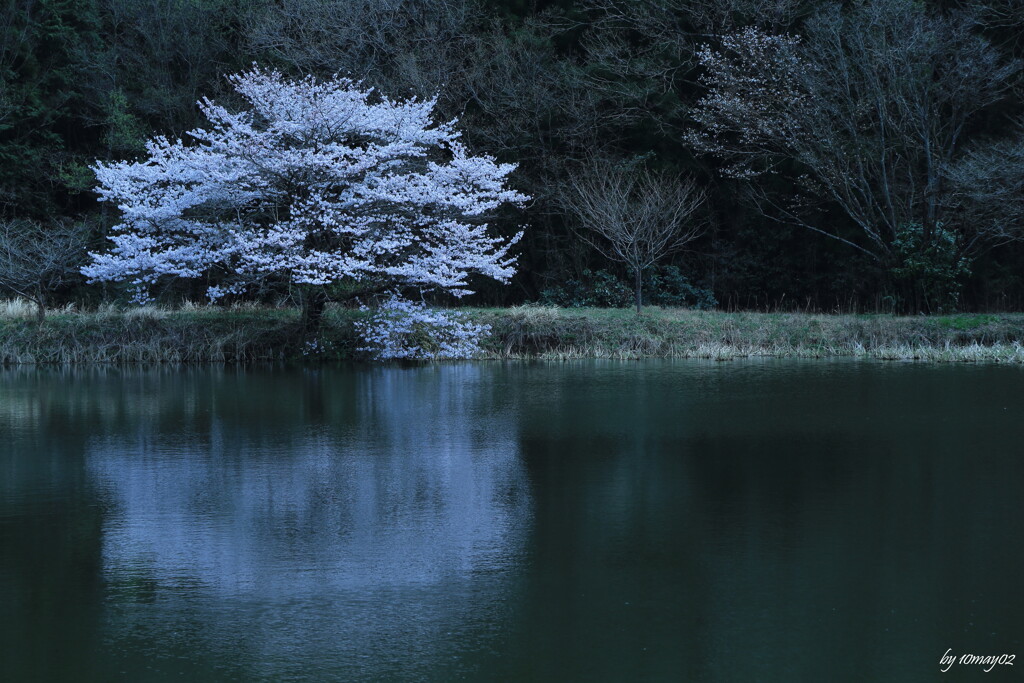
0 300 332 364
3 300 1024 363
472 307 1024 361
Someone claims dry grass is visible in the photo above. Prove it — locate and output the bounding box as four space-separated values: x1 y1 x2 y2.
467 306 1024 363
0 299 39 319
2 302 1024 364
0 301 314 364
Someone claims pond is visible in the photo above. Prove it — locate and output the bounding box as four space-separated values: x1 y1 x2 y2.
1 361 1021 681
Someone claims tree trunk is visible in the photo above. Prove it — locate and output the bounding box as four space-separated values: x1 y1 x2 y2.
34 292 45 325
634 268 643 314
301 288 327 333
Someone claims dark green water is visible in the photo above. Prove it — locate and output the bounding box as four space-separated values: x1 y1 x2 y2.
1 361 1022 682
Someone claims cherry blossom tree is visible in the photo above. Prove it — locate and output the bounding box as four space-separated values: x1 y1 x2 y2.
84 66 528 327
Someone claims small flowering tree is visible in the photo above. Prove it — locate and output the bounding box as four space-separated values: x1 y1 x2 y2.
356 295 491 360
85 67 527 328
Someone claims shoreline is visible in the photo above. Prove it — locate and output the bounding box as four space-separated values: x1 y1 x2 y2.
3 305 1024 364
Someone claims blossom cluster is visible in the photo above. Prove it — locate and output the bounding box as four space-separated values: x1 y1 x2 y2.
686 28 808 178
355 296 491 360
301 338 335 357
85 66 527 302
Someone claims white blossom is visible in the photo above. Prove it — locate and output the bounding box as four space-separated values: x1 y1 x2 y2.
355 295 490 360
84 66 528 302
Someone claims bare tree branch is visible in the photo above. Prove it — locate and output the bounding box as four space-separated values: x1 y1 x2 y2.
0 218 89 322
687 0 1022 264
559 160 706 312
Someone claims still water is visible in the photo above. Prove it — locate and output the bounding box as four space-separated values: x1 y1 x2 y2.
0 361 1021 682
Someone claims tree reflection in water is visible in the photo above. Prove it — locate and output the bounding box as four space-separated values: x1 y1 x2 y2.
84 365 531 680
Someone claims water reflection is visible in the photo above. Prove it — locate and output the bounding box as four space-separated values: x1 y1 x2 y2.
2 361 1024 682
497 361 1024 682
67 365 531 680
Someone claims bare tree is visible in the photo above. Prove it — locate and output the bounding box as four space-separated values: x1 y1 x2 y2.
944 123 1024 250
242 0 478 101
687 0 1021 277
976 0 1024 30
678 0 805 31
0 219 88 322
560 162 706 312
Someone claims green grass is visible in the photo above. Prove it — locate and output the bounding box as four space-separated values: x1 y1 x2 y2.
467 306 1024 362
3 301 1024 364
933 314 1001 331
0 302 366 364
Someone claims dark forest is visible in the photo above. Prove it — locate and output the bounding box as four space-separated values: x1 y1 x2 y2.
5 0 1024 313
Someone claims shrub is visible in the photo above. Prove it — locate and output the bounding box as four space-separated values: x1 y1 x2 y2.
539 269 633 308
540 266 716 309
644 265 718 309
890 222 971 313
355 296 491 360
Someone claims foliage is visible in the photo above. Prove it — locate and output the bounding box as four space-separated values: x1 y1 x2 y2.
540 266 716 309
645 265 717 310
0 0 101 214
540 269 632 308
890 223 971 313
355 296 491 360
